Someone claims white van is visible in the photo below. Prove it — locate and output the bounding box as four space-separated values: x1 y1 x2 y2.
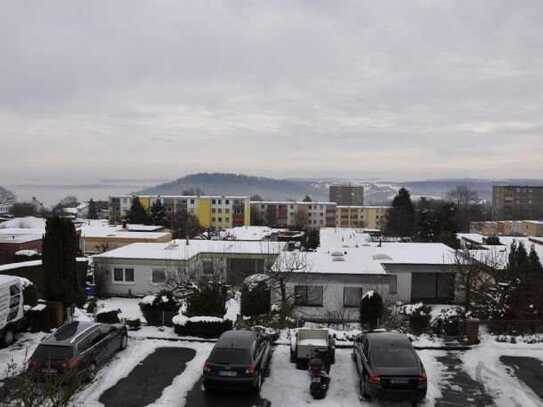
0 275 26 346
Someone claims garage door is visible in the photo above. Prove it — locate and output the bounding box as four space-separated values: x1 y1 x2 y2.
411 273 454 303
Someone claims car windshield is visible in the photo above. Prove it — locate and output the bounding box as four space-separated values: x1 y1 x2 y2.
32 345 74 361
372 347 417 368
209 348 251 364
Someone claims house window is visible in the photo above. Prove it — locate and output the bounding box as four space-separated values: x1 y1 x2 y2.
113 268 124 282
203 260 214 275
343 287 363 308
218 199 222 204
152 269 166 283
218 217 222 222
212 217 216 222
113 268 134 283
294 285 323 306
225 200 230 205
225 208 230 214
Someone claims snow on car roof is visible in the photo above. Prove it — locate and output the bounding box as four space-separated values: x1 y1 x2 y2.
93 239 286 261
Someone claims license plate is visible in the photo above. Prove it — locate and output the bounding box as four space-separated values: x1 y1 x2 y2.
312 377 321 383
390 378 409 384
218 371 237 377
42 368 58 374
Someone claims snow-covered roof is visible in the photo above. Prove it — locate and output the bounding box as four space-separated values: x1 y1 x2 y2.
274 242 457 275
14 249 40 257
0 216 46 230
79 223 168 239
219 226 285 241
0 228 44 244
93 239 286 261
252 201 337 205
318 227 372 251
459 233 543 269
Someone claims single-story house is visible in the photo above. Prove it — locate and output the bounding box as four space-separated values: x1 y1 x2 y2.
92 239 286 296
271 242 461 322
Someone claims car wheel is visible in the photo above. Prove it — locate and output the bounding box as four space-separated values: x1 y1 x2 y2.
1 329 15 347
120 333 128 350
86 363 97 382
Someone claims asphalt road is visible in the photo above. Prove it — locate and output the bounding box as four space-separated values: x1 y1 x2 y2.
435 352 495 407
500 356 543 401
184 378 271 407
99 347 196 407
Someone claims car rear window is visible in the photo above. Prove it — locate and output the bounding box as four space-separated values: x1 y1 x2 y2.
32 345 74 361
371 347 418 368
209 348 251 364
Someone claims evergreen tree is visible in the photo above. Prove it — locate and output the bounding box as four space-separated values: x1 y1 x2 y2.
385 188 415 237
88 198 98 219
302 195 312 202
150 199 167 226
170 208 203 239
42 217 85 307
127 196 150 224
529 246 543 273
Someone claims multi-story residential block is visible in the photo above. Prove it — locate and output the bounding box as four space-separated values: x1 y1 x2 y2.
336 206 390 230
250 201 337 228
493 186 543 220
251 201 390 230
329 185 364 206
109 195 251 229
0 203 13 216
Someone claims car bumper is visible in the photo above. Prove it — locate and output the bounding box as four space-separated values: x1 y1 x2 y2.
368 384 427 402
203 375 258 390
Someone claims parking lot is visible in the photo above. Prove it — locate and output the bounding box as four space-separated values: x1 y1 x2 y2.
3 333 543 406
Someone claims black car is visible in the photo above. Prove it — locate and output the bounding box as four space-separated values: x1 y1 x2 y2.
29 321 128 381
203 330 272 393
352 332 427 405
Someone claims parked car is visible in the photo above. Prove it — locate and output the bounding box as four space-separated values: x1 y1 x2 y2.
0 275 26 347
290 328 335 369
203 330 272 393
352 331 427 405
28 321 128 381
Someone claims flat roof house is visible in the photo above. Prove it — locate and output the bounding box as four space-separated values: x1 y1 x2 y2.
92 239 286 296
271 239 459 323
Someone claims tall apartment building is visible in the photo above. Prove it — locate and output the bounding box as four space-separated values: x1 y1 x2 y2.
329 185 364 206
109 195 251 229
493 186 543 220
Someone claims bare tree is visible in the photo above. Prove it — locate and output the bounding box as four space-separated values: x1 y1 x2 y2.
266 251 311 326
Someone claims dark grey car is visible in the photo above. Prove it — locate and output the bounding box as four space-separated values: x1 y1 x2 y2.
352 332 427 405
29 321 128 381
203 330 272 393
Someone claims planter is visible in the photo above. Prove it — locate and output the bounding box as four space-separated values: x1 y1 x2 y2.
142 310 177 327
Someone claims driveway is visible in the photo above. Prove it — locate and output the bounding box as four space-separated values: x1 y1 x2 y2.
99 347 196 407
500 356 543 401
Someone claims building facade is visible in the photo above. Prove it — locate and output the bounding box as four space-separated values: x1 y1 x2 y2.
336 206 390 229
250 201 337 228
109 195 251 229
329 185 364 206
493 186 543 220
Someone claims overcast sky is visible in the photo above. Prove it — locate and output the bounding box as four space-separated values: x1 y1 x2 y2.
1 0 542 184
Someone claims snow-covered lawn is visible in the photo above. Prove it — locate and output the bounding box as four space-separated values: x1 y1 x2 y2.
73 338 213 407
459 334 543 407
95 297 146 322
0 332 45 380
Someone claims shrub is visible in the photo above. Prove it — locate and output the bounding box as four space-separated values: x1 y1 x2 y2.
85 297 98 314
173 315 233 338
360 290 384 330
96 309 120 324
138 290 180 326
241 276 270 317
186 282 226 317
402 303 431 335
126 318 141 330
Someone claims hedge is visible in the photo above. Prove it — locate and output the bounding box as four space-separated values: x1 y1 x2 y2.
174 319 233 338
142 310 177 327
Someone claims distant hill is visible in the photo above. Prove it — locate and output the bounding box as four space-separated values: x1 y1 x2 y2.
139 173 543 204
0 186 16 203
139 173 329 201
